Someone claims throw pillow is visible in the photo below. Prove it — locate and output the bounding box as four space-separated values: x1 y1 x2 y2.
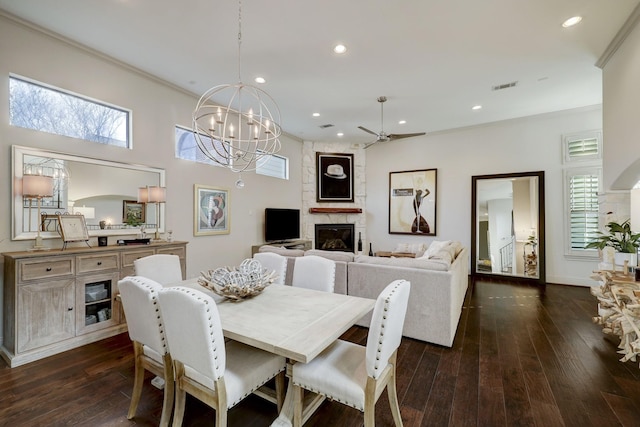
423 240 452 259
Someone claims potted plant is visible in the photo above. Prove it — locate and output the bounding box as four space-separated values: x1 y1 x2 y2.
586 219 640 266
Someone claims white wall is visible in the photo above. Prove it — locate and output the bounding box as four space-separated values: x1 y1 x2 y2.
603 17 640 191
365 106 603 286
0 15 303 339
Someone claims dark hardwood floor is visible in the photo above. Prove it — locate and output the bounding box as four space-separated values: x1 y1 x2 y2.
2 278 640 426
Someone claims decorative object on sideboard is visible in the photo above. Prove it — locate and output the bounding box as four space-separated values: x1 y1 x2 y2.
98 236 108 247
191 0 281 189
22 174 54 251
58 214 91 250
198 259 276 301
357 232 363 253
369 243 373 256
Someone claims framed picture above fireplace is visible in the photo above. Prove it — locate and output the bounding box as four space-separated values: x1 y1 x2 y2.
389 168 437 236
316 152 354 202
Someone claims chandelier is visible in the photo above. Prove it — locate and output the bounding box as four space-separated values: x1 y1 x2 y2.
193 0 281 188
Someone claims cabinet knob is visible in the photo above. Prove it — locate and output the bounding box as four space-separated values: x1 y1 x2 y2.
67 307 73 311
97 261 102 266
46 267 52 272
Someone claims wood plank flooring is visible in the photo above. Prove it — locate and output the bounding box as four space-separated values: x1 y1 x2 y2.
2 278 640 426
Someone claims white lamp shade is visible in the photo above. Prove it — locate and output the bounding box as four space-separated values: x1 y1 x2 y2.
137 187 149 203
631 188 640 233
148 186 166 203
22 174 54 198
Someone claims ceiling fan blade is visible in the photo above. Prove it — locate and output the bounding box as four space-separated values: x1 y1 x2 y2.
388 132 426 140
363 141 377 149
358 126 378 136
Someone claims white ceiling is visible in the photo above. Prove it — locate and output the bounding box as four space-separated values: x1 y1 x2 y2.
2 0 639 144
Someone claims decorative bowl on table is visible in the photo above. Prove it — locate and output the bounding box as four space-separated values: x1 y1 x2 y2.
198 258 277 301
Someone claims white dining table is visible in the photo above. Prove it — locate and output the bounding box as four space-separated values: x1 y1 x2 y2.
170 279 376 426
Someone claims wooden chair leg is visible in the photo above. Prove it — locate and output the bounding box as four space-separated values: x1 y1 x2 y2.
386 372 403 426
127 343 145 419
159 354 174 427
292 384 304 427
364 376 377 427
172 362 186 427
275 371 286 412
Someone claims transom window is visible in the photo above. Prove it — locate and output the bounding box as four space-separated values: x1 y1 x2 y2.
9 75 130 148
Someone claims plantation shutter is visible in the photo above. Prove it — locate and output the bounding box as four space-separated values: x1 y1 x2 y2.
569 173 599 250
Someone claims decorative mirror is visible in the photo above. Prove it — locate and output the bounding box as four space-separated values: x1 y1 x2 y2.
12 145 165 240
471 171 545 284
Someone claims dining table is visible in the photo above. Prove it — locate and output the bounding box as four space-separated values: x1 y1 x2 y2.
169 279 376 426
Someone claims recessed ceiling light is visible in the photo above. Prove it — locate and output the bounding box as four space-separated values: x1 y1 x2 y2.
337 132 344 137
472 105 482 110
562 16 582 28
333 44 347 54
312 112 320 117
254 77 266 84
398 120 406 125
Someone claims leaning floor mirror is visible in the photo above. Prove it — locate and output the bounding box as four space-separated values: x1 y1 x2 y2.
471 171 545 284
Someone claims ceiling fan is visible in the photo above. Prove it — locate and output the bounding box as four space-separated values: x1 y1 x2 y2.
358 96 426 149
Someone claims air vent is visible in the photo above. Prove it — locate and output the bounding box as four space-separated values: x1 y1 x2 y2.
492 81 518 91
319 124 334 129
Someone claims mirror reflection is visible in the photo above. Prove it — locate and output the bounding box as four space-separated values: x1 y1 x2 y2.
472 171 545 283
13 145 165 240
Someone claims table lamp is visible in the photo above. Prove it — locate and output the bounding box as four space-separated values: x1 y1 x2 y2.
23 174 54 250
138 185 166 240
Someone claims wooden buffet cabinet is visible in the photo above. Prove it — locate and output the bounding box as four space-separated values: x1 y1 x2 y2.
1 241 187 367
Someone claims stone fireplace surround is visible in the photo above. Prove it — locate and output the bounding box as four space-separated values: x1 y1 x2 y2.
302 141 366 252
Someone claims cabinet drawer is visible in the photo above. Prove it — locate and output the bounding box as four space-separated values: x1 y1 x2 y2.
121 249 155 268
156 246 186 259
77 254 119 274
18 257 75 282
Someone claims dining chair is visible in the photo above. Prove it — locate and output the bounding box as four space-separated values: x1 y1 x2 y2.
291 279 411 427
157 286 287 427
118 276 174 427
133 254 182 285
291 255 336 292
254 252 287 286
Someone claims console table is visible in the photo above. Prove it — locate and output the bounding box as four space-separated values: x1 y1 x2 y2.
591 270 640 365
2 241 187 367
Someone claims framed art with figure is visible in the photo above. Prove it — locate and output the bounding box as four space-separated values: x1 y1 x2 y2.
194 184 229 236
389 169 437 235
316 152 354 202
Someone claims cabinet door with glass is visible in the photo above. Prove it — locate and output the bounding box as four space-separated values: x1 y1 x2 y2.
76 272 121 335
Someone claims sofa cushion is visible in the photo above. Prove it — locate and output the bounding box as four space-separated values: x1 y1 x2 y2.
353 254 450 271
305 249 354 263
258 245 305 257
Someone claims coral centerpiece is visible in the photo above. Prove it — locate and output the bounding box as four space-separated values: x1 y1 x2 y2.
198 258 276 301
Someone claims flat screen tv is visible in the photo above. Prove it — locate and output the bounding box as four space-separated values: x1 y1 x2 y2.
264 208 300 243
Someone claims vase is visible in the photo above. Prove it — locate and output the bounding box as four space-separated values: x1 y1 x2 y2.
614 252 638 269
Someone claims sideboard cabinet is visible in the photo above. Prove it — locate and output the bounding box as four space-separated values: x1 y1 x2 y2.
2 241 187 367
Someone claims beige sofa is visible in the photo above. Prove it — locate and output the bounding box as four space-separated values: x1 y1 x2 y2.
257 242 468 347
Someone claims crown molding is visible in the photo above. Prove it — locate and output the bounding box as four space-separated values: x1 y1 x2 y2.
596 3 640 69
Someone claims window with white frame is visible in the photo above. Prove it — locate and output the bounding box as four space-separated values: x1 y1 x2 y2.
562 130 602 164
9 75 131 148
256 152 288 180
565 167 602 257
175 125 288 179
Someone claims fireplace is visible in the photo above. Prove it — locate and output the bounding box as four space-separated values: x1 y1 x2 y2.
315 223 355 252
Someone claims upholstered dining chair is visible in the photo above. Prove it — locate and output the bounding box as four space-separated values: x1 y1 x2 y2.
133 254 182 285
291 255 336 293
118 276 174 427
291 279 411 427
254 252 287 286
157 286 287 427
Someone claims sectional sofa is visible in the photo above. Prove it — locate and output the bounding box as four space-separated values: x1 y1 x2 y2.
257 242 469 347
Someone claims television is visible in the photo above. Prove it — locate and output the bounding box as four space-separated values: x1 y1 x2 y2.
264 208 300 243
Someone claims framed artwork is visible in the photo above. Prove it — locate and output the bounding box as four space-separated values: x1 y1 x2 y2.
316 152 354 202
123 200 145 224
194 184 229 236
389 168 437 235
58 214 89 242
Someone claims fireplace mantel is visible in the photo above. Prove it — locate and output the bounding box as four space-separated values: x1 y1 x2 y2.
308 208 362 214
